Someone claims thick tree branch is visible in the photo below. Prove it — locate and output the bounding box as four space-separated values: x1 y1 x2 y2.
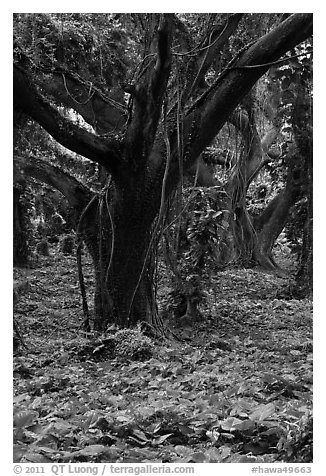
186 13 312 164
14 155 93 212
163 13 312 196
186 14 243 99
168 14 242 119
152 15 174 99
40 70 128 134
248 157 272 183
144 14 173 143
14 65 123 175
14 42 128 134
124 14 173 165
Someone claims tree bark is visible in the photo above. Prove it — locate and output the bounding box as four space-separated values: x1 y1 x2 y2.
77 181 161 329
254 190 298 270
13 184 30 267
295 179 312 297
14 155 92 212
292 77 313 296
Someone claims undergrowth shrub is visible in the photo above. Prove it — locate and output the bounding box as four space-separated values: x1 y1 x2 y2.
164 186 227 321
36 239 50 256
278 412 313 462
66 327 154 362
114 328 154 361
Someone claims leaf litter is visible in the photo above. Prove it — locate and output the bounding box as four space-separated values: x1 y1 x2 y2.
13 254 312 463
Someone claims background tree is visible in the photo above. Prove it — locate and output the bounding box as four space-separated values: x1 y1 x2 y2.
13 13 313 330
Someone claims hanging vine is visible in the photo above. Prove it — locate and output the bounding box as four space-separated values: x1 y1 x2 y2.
76 195 98 331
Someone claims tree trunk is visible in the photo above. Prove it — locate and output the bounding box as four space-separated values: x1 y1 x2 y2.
254 148 305 271
293 77 313 297
254 70 312 278
13 185 30 267
253 190 296 269
295 181 312 297
78 180 162 330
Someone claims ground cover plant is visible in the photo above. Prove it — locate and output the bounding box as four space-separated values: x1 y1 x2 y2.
13 249 312 464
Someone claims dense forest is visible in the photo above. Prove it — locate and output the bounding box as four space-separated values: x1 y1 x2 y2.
13 13 313 466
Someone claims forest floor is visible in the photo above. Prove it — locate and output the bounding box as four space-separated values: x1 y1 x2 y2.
13 247 313 464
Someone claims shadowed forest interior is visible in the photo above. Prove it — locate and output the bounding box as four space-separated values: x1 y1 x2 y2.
13 13 313 465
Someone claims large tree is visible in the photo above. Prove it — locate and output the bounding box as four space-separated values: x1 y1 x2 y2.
13 13 312 329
